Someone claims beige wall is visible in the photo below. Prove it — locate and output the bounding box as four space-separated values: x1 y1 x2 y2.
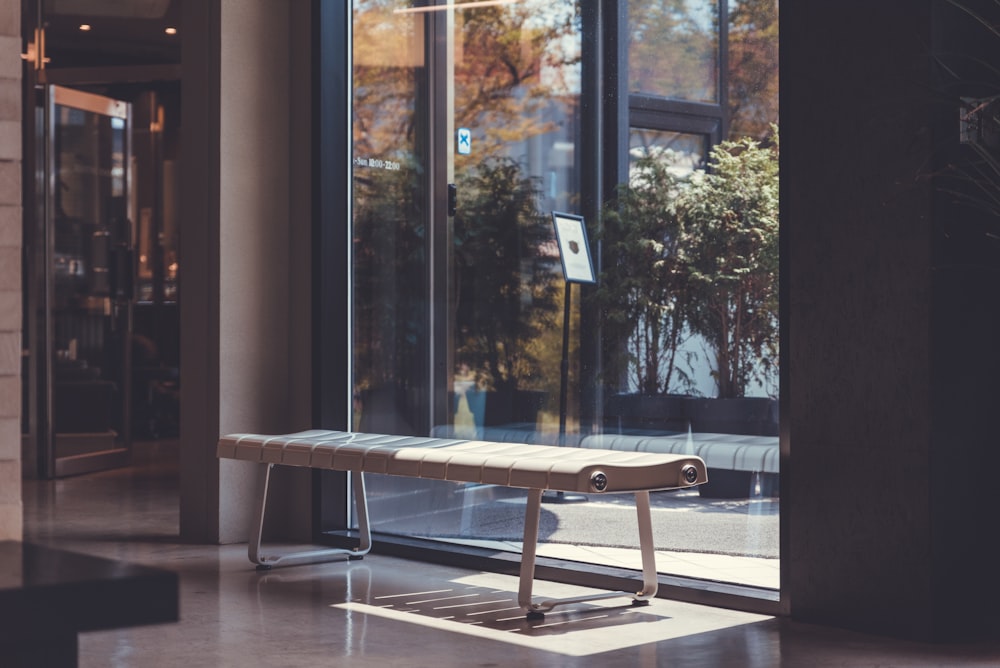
216 0 313 543
180 0 313 543
0 0 20 541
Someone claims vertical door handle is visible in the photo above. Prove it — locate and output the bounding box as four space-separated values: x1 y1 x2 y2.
448 183 457 217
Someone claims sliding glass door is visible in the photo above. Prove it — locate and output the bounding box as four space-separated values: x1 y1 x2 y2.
351 0 582 530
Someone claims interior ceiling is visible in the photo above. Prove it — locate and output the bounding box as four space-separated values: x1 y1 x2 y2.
46 0 171 18
32 0 181 68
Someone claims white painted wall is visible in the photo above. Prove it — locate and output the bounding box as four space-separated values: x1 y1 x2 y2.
181 0 313 544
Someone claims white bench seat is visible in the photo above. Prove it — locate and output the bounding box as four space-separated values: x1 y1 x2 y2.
219 429 707 493
217 429 707 618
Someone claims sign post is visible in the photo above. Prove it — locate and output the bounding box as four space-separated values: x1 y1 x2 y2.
551 212 596 444
548 212 596 503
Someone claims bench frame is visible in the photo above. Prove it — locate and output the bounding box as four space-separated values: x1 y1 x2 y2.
250 463 372 568
249 466 661 618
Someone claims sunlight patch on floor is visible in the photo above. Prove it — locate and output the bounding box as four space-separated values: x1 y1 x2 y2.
333 572 772 657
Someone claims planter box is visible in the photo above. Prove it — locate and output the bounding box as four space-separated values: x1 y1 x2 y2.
685 397 779 437
603 394 690 434
604 393 778 437
483 389 548 427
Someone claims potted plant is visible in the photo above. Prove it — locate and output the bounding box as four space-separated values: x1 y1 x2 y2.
680 131 780 405
596 130 780 436
453 158 559 427
595 151 697 433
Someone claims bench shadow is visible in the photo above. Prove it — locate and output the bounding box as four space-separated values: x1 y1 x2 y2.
255 566 668 636
458 600 668 635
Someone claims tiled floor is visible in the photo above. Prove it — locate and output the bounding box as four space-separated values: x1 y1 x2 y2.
20 441 1000 667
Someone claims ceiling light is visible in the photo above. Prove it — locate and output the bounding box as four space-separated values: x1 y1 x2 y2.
79 24 91 31
164 27 177 35
394 0 518 14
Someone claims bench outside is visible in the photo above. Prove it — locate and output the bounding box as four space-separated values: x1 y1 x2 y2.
432 424 779 497
217 429 707 618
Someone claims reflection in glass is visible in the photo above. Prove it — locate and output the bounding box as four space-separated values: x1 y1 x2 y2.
727 0 779 140
346 0 779 591
352 2 428 435
628 0 719 102
351 0 582 438
629 128 706 179
449 2 581 440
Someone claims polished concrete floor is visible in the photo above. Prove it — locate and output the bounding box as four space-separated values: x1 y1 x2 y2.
20 441 1000 667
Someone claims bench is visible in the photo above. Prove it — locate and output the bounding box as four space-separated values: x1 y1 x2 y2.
217 429 707 618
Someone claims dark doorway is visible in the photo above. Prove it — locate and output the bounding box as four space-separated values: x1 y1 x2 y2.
21 0 181 477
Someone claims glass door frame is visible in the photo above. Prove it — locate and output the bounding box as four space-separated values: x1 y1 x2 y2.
34 85 134 478
428 6 452 434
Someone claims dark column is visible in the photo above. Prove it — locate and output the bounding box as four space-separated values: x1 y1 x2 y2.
179 0 222 542
784 0 1000 640
313 0 352 533
314 0 351 433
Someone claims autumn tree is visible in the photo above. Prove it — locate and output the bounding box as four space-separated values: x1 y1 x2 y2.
628 0 719 102
727 0 779 140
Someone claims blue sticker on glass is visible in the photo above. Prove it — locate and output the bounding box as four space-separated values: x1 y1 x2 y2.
457 128 472 155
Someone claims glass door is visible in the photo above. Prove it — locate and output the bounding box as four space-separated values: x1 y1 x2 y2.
445 2 580 441
35 85 134 478
351 0 582 537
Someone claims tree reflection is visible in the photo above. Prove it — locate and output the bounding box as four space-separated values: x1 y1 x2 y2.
351 0 581 430
629 0 720 102
728 0 779 141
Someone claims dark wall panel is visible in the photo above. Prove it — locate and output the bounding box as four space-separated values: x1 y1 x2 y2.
785 0 1000 639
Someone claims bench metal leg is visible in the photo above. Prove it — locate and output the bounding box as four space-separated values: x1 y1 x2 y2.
518 489 659 618
249 464 372 569
634 490 659 601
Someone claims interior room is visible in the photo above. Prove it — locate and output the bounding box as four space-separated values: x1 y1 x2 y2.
4 0 1000 666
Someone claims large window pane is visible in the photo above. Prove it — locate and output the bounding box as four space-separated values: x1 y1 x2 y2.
351 0 587 541
345 0 779 593
595 124 779 584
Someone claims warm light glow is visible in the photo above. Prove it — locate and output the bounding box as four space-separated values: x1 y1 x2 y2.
164 26 177 35
394 0 518 14
79 24 91 31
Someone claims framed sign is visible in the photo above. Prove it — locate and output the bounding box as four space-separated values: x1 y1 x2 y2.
551 211 596 284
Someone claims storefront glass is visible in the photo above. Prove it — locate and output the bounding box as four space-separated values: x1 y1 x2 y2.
346 0 778 590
